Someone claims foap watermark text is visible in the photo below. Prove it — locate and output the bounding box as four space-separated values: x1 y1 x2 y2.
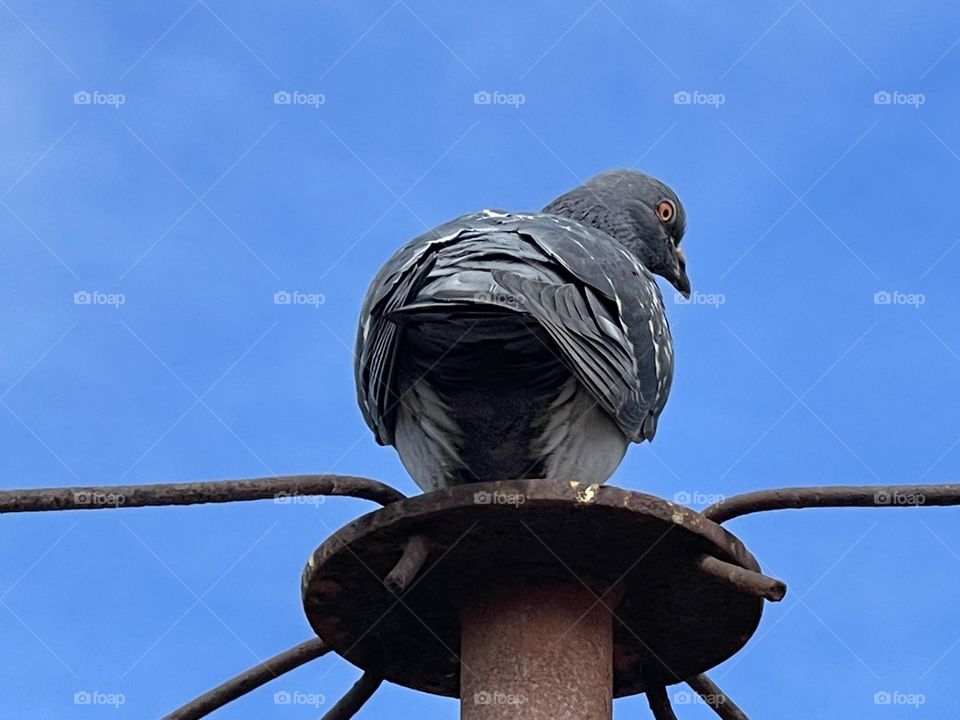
675 290 725 308
874 291 925 308
674 90 725 108
74 90 125 108
274 90 325 108
473 90 525 108
873 91 925 108
674 689 726 706
474 491 525 507
74 690 125 708
74 491 126 508
274 290 326 308
273 690 325 707
473 690 527 706
674 490 725 508
74 290 125 308
874 690 925 707
874 491 925 507
274 491 326 509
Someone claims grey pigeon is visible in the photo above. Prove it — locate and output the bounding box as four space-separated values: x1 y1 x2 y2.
354 170 690 492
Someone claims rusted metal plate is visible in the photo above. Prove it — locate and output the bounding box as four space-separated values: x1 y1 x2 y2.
301 480 766 697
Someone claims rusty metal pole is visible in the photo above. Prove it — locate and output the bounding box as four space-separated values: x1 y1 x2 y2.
460 580 616 719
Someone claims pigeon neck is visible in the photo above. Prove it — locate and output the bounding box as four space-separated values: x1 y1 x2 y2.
543 196 653 265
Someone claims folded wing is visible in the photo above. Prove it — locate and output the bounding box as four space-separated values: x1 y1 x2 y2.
355 211 674 446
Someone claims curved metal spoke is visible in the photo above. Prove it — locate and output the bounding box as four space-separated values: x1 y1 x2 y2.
0 474 406 514
646 685 678 719
384 534 430 594
685 673 750 720
164 637 330 720
703 483 960 523
697 555 786 601
321 664 385 720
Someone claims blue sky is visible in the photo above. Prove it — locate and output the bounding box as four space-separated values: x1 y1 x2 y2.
2 1 960 717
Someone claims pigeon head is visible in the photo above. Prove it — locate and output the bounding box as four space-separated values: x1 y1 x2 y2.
542 169 691 298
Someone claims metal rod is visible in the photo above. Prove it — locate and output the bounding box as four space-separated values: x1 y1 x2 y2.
384 534 430 594
686 673 750 720
646 685 678 720
320 665 385 720
460 581 615 719
702 483 960 524
0 474 406 513
163 637 330 720
697 555 786 602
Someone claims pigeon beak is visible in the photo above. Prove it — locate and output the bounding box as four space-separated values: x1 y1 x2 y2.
668 244 691 299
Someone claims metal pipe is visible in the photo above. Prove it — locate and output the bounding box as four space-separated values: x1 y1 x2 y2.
320 665 384 720
0 474 405 513
164 637 329 719
702 483 960 523
460 581 616 719
384 534 430 594
686 673 750 720
646 685 678 719
696 555 786 601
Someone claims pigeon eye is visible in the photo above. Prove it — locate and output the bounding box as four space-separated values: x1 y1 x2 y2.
656 199 676 223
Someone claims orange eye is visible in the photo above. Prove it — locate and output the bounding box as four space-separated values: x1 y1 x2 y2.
656 199 675 223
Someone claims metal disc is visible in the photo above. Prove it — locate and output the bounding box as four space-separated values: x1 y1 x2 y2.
302 480 765 696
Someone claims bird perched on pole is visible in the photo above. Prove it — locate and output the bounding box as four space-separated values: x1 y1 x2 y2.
354 169 689 492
